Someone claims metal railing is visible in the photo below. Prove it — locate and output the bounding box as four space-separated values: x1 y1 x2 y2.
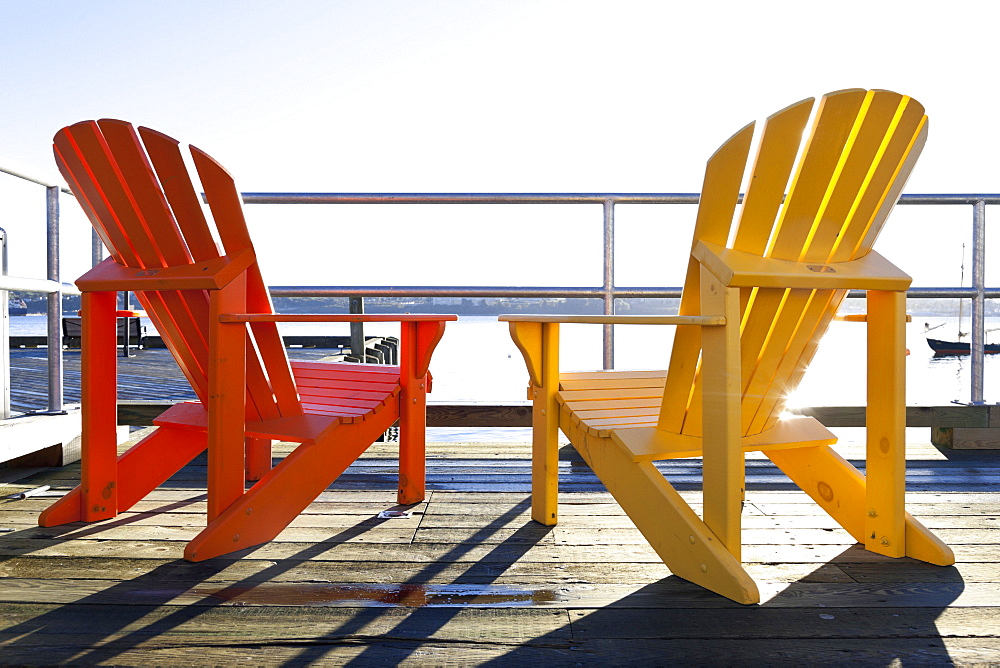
1 177 998 416
0 168 78 418
243 192 999 403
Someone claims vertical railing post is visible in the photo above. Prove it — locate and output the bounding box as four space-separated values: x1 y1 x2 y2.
121 291 132 358
0 227 10 419
46 186 64 414
602 198 615 370
350 296 365 361
971 199 986 404
92 228 104 267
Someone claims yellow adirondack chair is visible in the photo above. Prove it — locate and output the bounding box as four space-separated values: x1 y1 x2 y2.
500 89 954 604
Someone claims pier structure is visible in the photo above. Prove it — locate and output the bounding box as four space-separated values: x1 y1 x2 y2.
8 188 1000 453
2 179 1000 662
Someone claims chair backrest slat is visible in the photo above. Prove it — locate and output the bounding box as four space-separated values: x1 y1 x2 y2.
138 128 223 262
751 103 927 433
97 122 217 400
55 120 302 422
732 98 816 256
189 146 302 418
658 90 926 438
767 89 870 261
681 99 818 436
838 112 928 262
658 122 755 433
55 124 212 399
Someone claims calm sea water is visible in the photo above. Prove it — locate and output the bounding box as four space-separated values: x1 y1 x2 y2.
9 313 999 439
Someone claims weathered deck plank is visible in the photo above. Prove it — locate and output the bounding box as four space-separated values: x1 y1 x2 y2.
0 431 998 666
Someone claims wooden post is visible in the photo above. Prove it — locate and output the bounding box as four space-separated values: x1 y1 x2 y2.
350 296 365 361
80 290 119 522
865 289 906 557
244 437 272 481
120 291 133 358
700 266 743 559
397 321 426 505
532 322 560 525
206 274 248 522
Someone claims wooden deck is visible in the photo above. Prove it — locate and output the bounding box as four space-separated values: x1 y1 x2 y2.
1 430 999 665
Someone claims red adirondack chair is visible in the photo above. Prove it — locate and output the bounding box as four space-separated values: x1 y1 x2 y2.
39 120 456 560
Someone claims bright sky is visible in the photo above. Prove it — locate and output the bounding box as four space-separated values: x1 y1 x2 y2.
2 0 998 289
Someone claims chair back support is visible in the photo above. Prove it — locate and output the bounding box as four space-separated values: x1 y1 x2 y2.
660 89 927 437
54 120 302 422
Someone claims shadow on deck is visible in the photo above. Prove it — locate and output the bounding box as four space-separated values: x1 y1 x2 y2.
0 427 998 664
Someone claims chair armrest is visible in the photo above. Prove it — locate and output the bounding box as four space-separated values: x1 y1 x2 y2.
222 313 455 380
835 314 913 323
77 250 257 292
693 240 912 291
502 314 724 388
499 314 725 326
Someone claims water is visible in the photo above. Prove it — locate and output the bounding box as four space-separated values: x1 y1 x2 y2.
9 313 1000 439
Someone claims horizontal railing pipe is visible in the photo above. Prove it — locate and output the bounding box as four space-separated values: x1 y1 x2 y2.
269 285 996 301
242 190 998 401
6 174 1000 415
239 192 703 205
239 192 1000 206
270 285 632 299
0 166 72 193
0 276 80 295
896 194 1000 205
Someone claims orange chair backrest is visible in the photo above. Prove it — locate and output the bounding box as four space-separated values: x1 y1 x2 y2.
54 120 302 422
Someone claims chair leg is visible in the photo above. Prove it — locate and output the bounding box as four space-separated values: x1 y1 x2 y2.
80 290 119 523
206 278 247 522
398 417 425 505
40 289 150 528
573 427 759 605
245 437 272 482
37 487 85 527
700 269 744 559
184 410 396 561
40 427 207 526
398 376 427 506
531 322 560 526
865 289 906 557
765 445 954 566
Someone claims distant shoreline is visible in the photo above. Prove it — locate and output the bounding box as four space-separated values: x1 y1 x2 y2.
8 294 992 318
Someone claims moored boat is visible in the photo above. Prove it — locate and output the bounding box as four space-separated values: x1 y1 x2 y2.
7 297 28 316
926 337 1000 356
923 244 1000 357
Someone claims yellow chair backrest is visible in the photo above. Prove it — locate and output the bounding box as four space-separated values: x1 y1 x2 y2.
659 89 927 438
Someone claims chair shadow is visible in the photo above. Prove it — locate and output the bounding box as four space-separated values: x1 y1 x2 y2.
0 517 365 664
1 436 974 664
470 546 966 666
0 493 552 666
287 501 553 666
